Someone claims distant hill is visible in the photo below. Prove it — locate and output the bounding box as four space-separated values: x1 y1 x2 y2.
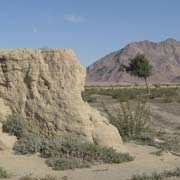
86 38 180 86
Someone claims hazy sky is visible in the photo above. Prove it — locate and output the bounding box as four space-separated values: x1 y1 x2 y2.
0 0 180 66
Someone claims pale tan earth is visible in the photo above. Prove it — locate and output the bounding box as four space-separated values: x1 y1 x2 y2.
150 104 180 131
1 95 180 180
0 143 179 180
0 49 124 152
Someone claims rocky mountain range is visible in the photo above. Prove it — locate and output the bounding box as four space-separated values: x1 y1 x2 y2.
86 38 180 86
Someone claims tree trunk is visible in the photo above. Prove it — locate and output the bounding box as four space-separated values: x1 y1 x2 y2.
144 77 150 96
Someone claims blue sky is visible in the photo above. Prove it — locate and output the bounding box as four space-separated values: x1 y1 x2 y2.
0 0 180 66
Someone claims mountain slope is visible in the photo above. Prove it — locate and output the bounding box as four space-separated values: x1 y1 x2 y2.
86 38 180 85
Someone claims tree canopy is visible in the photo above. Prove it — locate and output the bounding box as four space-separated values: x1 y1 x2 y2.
127 53 152 79
119 53 153 95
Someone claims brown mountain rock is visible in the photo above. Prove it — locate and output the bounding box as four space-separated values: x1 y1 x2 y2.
87 38 180 85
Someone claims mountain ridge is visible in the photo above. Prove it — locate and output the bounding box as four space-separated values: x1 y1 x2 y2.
86 38 180 86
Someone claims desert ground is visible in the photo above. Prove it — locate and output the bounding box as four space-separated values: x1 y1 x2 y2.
0 143 179 180
0 86 180 180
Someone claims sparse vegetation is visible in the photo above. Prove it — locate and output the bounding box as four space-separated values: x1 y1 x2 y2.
103 101 151 141
83 87 180 103
135 129 180 154
84 87 180 154
3 111 133 170
81 90 97 102
14 133 133 170
0 167 9 179
150 149 163 156
154 130 180 153
19 175 57 180
128 167 180 180
46 157 88 170
40 139 133 163
13 132 43 154
162 96 174 103
3 86 180 174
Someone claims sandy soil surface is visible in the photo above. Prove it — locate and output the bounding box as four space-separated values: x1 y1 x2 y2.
0 143 180 180
90 94 180 132
150 103 180 131
1 95 180 180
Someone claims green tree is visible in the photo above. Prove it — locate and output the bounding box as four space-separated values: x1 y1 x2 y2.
124 53 152 95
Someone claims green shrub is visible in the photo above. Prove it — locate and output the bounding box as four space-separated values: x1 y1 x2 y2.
13 132 43 154
150 150 163 156
19 175 57 180
43 141 133 170
129 172 162 180
46 157 87 170
40 139 133 164
10 111 133 170
14 134 133 170
163 167 180 177
83 87 179 102
83 88 146 102
39 137 64 158
103 101 150 141
155 131 180 152
0 167 8 178
128 167 180 180
81 90 97 102
3 113 28 139
151 88 178 100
